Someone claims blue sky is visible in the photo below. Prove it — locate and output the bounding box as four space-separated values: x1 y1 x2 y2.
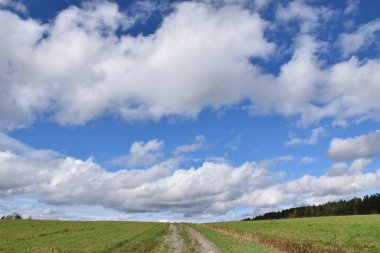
1 0 380 221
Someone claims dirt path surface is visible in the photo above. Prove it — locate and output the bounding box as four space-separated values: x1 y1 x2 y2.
185 226 221 253
168 224 184 253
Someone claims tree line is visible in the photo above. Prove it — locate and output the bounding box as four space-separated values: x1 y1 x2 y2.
1 212 23 220
243 193 380 221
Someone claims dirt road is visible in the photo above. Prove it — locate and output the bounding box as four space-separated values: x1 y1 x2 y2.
168 224 184 253
185 226 221 253
166 223 221 253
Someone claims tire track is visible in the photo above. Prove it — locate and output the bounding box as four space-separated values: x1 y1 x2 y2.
168 223 184 253
185 226 221 253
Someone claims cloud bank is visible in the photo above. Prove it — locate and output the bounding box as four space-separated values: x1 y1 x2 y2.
0 1 380 130
1 133 380 219
1 0 380 220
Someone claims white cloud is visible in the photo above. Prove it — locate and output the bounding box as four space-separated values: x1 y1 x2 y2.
1 133 379 220
0 0 27 14
127 0 171 24
245 35 325 123
241 172 380 209
257 155 293 168
343 0 359 15
271 9 380 128
323 57 380 123
276 0 333 33
2 0 380 221
285 127 325 146
253 34 380 126
0 197 136 221
0 1 273 129
0 132 32 154
351 158 371 171
340 19 380 56
327 130 380 160
300 156 315 164
327 158 371 177
277 155 294 162
173 135 205 156
0 131 58 159
198 0 271 9
0 1 380 131
0 149 273 216
108 139 164 168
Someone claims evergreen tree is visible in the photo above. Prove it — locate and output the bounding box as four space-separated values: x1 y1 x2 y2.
245 193 380 221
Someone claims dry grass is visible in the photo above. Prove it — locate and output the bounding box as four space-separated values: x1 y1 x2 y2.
204 224 349 253
205 215 380 253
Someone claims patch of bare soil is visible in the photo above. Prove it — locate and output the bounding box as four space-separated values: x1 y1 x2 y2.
185 226 221 253
168 223 184 253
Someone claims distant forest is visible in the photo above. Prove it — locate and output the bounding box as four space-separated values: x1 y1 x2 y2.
1 213 23 220
244 193 380 221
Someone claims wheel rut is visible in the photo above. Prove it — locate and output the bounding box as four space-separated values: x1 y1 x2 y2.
185 226 221 253
165 224 221 253
168 223 184 253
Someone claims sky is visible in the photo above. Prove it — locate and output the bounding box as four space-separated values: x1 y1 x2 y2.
0 0 380 222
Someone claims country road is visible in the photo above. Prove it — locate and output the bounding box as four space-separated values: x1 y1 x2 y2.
167 223 221 253
185 226 221 253
168 224 184 253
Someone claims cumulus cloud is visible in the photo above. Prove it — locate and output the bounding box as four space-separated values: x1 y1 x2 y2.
173 135 206 156
0 0 27 14
340 19 380 56
269 39 380 125
285 127 325 146
327 130 380 160
325 57 380 121
245 34 324 123
0 149 273 215
0 1 380 129
0 197 136 221
108 139 164 168
1 133 380 219
327 158 371 177
2 0 380 221
204 161 379 212
0 1 273 129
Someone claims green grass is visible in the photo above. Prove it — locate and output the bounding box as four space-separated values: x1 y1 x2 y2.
0 220 168 253
2 215 379 253
187 223 275 253
207 214 380 253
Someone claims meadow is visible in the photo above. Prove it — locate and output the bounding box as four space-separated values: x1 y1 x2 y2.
1 215 380 253
201 214 380 253
0 220 168 253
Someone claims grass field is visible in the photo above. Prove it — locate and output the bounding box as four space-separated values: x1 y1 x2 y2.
187 223 274 253
0 220 168 253
1 215 380 253
204 214 380 253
